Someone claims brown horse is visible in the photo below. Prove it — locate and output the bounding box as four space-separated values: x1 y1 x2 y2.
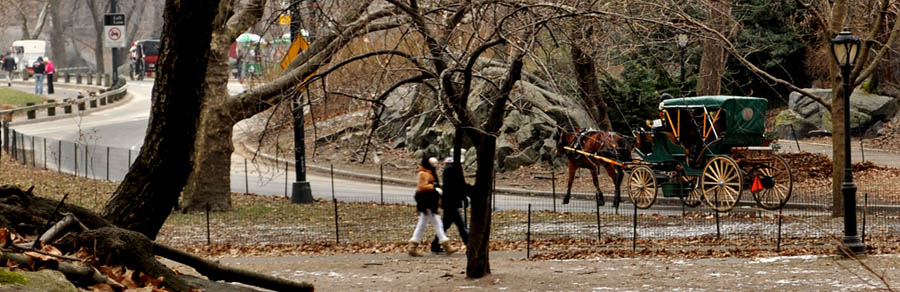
554 128 634 206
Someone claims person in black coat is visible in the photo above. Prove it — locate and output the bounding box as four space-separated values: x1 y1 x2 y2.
431 149 470 253
2 54 16 87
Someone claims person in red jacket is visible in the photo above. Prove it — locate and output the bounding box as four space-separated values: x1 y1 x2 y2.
407 155 458 256
44 58 54 94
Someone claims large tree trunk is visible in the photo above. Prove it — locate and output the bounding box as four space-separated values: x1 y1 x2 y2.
48 0 69 68
570 23 612 131
102 0 220 239
182 0 267 212
696 0 729 95
86 0 105 73
831 82 845 216
182 101 235 212
466 134 494 278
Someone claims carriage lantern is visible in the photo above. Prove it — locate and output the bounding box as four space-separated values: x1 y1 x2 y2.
830 30 866 256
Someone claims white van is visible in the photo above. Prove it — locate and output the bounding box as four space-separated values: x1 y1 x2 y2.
10 40 47 72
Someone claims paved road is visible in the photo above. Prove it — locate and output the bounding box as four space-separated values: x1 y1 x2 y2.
10 80 665 215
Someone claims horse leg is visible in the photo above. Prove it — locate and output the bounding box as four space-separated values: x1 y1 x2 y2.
607 165 624 208
589 166 605 206
563 161 576 204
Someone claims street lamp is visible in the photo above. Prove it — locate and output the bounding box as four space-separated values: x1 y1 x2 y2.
290 6 313 204
830 30 865 256
676 34 689 97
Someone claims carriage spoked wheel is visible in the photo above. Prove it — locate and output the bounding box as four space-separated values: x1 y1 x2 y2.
678 176 703 208
749 154 793 210
701 156 743 212
627 165 657 209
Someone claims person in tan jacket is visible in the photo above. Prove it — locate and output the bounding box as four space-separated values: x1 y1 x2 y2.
407 155 458 256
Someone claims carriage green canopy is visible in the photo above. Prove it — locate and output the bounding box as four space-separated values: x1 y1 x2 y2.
661 96 768 146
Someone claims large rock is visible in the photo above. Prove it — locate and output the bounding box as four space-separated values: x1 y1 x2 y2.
496 135 515 164
784 88 900 138
0 269 77 292
503 146 539 170
774 110 819 139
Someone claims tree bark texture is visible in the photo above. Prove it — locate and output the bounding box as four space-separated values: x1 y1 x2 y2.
182 0 266 213
570 23 612 131
102 0 220 239
47 0 68 68
86 0 105 73
696 0 729 96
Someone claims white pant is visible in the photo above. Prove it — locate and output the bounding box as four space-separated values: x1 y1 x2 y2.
409 210 449 243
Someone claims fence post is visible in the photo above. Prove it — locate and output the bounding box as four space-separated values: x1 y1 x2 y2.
2 121 8 152
85 145 89 178
244 158 249 194
527 204 532 259
26 103 35 119
47 100 56 116
128 149 131 168
595 191 602 244
206 202 211 246
551 171 556 213
285 161 289 199
862 193 868 244
777 207 783 252
11 130 16 162
74 143 78 176
632 204 638 253
380 164 384 205
21 134 27 166
789 124 801 152
332 164 339 244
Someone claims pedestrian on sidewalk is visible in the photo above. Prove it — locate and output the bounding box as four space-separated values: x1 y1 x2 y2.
407 155 458 257
33 57 45 95
44 57 54 94
430 149 470 253
1 54 15 87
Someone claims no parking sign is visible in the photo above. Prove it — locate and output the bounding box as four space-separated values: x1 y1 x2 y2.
103 13 126 48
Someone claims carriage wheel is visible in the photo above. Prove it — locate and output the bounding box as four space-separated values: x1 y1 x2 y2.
627 165 657 209
750 154 793 210
701 156 743 212
679 176 703 208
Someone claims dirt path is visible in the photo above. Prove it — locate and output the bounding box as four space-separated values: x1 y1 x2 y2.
167 251 899 291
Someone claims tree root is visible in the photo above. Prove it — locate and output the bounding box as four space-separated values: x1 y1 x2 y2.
154 243 314 292
1 184 315 292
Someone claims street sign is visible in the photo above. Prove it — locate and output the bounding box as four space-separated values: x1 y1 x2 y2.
103 13 126 48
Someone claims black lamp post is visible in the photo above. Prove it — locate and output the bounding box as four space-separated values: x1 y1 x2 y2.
290 5 313 204
676 34 688 97
830 30 865 256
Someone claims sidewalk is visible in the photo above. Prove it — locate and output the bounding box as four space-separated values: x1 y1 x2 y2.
168 251 899 291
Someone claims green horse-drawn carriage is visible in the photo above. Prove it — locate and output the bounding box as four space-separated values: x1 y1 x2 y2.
627 96 792 212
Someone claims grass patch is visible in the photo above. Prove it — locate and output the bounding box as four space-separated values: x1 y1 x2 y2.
0 88 43 106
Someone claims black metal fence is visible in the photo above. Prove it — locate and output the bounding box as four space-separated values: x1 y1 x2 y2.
3 126 899 256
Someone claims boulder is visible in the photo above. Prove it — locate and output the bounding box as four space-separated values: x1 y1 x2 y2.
0 269 79 292
495 135 515 164
503 146 540 170
773 110 818 139
787 88 899 138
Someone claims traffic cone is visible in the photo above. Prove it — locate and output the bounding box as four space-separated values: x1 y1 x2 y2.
751 176 763 193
